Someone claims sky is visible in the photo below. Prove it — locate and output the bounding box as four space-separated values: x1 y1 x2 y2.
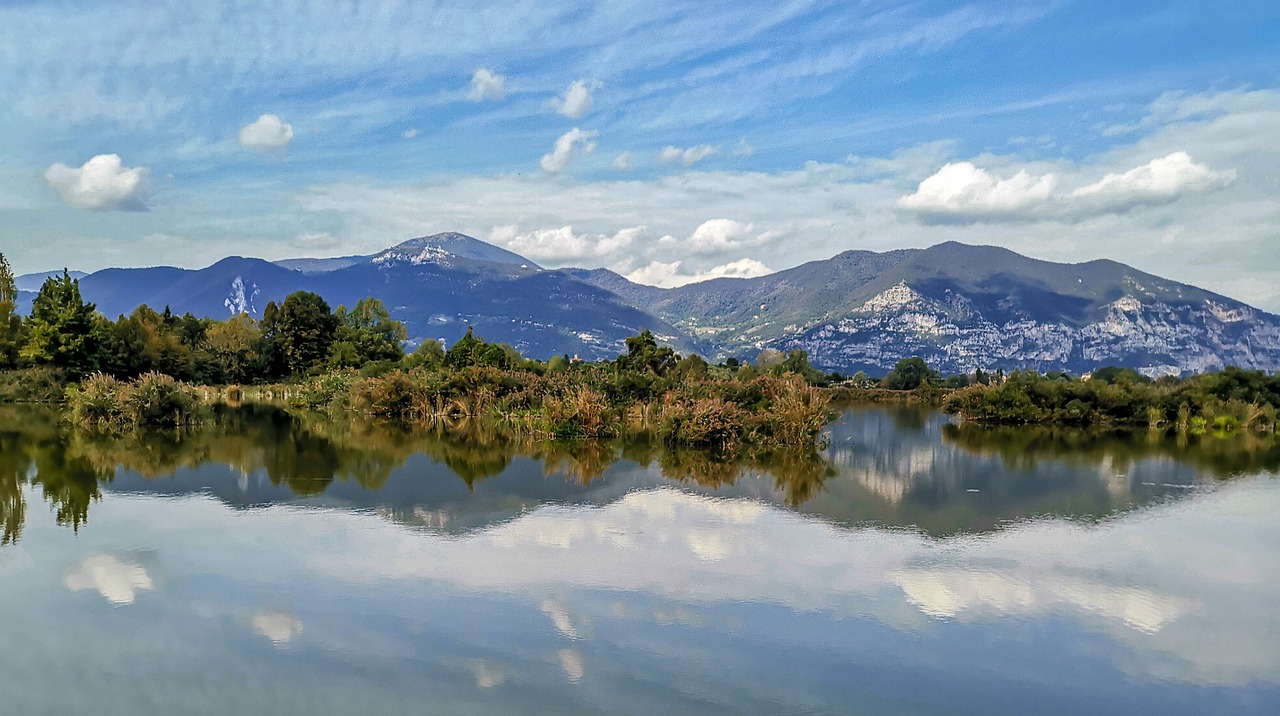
0 1 1278 306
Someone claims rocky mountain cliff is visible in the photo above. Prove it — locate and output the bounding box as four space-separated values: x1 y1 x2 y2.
572 241 1280 376
18 235 1280 375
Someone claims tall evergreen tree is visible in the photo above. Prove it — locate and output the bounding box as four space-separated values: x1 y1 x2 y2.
0 253 21 368
20 271 102 377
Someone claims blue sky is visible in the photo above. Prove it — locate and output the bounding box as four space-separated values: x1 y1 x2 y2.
2 1 1279 306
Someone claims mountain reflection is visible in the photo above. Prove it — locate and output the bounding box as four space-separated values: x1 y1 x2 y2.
1 403 1278 545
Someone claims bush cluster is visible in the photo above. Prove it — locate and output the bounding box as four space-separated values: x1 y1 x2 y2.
66 372 207 430
290 363 832 449
943 367 1280 434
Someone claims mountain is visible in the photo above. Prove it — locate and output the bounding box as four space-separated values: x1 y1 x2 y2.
16 270 89 292
29 234 691 361
574 241 1280 376
273 255 369 274
20 234 1280 375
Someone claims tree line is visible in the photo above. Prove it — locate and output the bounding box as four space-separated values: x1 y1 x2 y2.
0 254 407 384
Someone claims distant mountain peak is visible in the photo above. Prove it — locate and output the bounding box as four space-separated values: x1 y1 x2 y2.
376 232 539 269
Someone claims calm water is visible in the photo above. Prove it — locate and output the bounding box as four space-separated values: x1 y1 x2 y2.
1 404 1277 715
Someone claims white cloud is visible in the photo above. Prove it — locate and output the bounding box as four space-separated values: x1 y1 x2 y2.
626 256 774 287
659 218 755 254
64 554 153 605
1068 151 1236 210
540 128 598 174
659 144 718 166
487 225 640 261
900 152 1236 223
238 114 294 152
468 68 506 101
897 161 1058 222
402 128 419 139
700 257 773 280
44 154 149 211
612 151 634 171
287 88 1280 310
625 260 684 286
731 138 755 157
556 79 601 119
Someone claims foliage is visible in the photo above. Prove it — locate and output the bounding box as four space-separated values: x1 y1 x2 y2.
617 330 677 375
882 356 941 390
204 313 263 383
943 366 1280 432
0 253 21 369
66 372 207 430
404 338 445 370
0 366 68 403
261 291 340 376
20 272 103 378
329 298 407 368
443 326 517 369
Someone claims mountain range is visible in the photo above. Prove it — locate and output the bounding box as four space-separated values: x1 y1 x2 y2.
17 233 1280 375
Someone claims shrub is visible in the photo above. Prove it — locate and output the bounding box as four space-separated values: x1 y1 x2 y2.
68 372 205 429
658 396 744 447
122 372 204 427
67 373 126 429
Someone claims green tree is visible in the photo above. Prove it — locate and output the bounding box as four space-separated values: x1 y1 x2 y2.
102 305 195 379
617 330 677 375
444 327 513 369
882 356 940 391
329 298 407 368
404 338 445 370
203 313 263 383
0 253 21 368
261 292 339 377
778 348 827 385
20 272 103 377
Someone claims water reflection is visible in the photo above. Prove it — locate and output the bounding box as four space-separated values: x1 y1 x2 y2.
1 405 1277 714
2 403 1280 544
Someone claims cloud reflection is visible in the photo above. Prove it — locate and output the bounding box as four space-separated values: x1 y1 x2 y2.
64 553 152 605
252 610 303 645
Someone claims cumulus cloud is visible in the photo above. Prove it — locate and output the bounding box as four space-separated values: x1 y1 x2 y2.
540 128 598 173
487 224 640 261
731 138 756 157
1068 151 1236 211
688 218 754 252
468 68 506 101
626 257 774 288
659 144 717 166
612 151 634 171
402 128 419 139
556 79 601 119
897 162 1058 222
44 154 149 211
659 218 756 254
900 152 1235 223
293 89 1280 310
238 114 294 152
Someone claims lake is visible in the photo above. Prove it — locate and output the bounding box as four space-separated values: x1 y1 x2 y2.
1 404 1277 715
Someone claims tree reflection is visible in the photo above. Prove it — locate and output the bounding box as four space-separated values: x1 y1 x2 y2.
0 431 27 545
942 422 1280 479
4 403 1277 545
